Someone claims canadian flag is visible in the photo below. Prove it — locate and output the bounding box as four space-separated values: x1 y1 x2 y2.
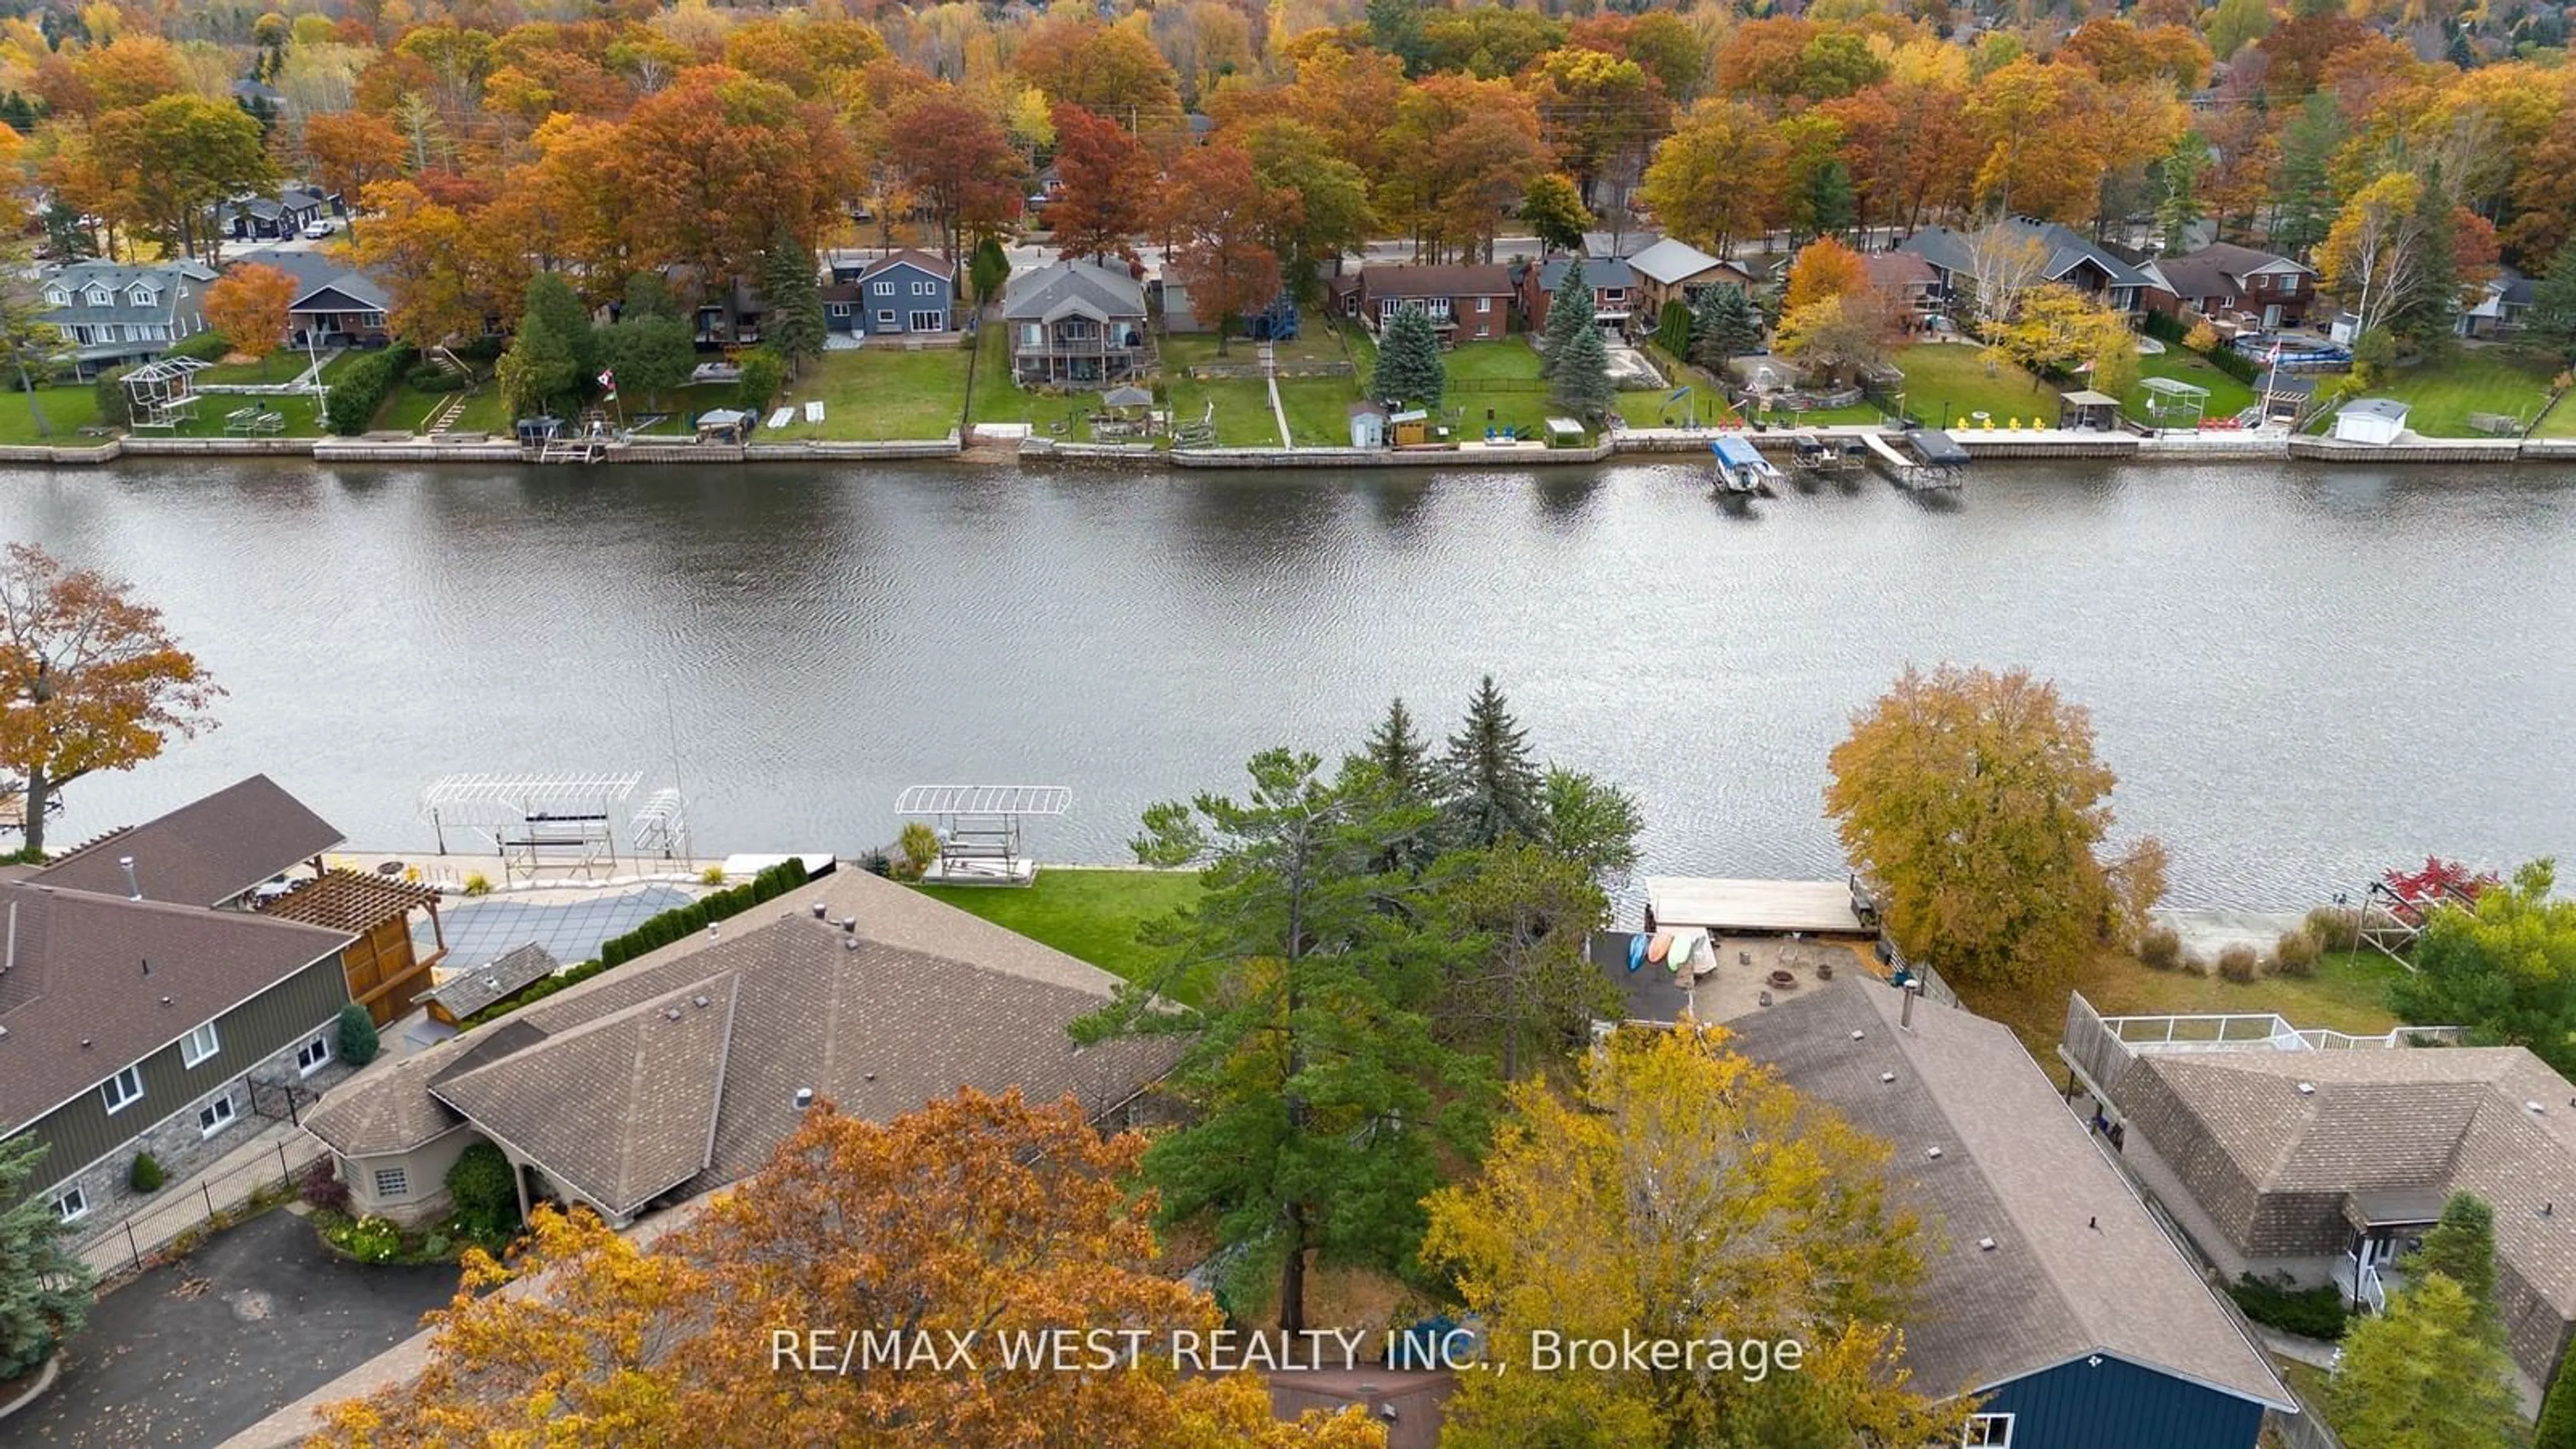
597 368 616 400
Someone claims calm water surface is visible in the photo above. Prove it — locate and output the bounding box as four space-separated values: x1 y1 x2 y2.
2 458 2570 909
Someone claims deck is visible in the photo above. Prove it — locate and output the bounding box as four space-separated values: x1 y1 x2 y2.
1643 876 1870 935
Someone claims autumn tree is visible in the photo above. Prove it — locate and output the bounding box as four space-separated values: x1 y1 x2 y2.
1076 749 1484 1340
1992 285 2137 391
1776 293 1894 388
318 1094 1383 1446
2319 171 2443 343
298 111 407 240
1371 301 1444 410
1960 224 2052 329
346 180 491 346
1519 173 1591 256
1165 142 1280 357
1377 75 1544 263
1049 104 1155 264
0 545 223 853
1423 1025 1959 1448
91 94 273 263
1528 46 1664 210
1785 235 1870 311
1638 98 1783 254
2326 1275 2522 1449
200 264 297 361
1825 665 2164 993
2387 861 2576 1076
1016 17 1185 141
888 89 1024 260
1244 119 1373 304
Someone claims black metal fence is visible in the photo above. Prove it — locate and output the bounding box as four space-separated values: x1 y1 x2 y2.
82 1135 330 1278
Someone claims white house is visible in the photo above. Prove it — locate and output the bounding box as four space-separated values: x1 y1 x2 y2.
2331 398 2410 445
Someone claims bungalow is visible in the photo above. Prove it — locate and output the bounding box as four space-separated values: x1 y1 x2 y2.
36 259 217 378
1623 237 1758 320
1000 259 1148 386
2458 266 2538 339
1900 219 2157 319
1517 256 1637 337
2141 243 2316 331
305 865 1182 1230
1599 954 2294 1448
828 250 957 337
1865 251 1944 319
2061 995 2576 1397
216 186 335 242
1332 264 1515 341
231 248 394 350
2 776 443 1247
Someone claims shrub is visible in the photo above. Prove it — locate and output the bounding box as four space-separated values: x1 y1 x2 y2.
2184 319 2223 354
93 366 133 429
403 362 470 392
445 1142 519 1240
2230 1273 2347 1340
700 864 727 885
326 1213 402 1263
130 1153 164 1193
462 872 492 896
336 1001 381 1067
898 821 941 880
2204 343 2260 384
2138 926 2182 970
2274 928 2322 977
299 1157 352 1214
323 343 417 435
2305 906 2361 951
736 347 786 414
165 329 233 362
453 334 508 363
862 849 893 877
2216 943 2259 983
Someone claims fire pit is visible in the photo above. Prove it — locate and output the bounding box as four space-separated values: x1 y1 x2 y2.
1767 969 1798 990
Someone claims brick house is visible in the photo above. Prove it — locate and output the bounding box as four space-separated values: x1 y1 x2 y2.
2140 243 2316 331
1332 264 1515 342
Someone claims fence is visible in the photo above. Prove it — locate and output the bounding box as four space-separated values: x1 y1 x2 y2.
80 1132 331 1279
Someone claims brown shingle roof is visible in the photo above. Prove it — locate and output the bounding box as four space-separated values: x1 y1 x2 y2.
417 943 561 1018
1360 264 1514 299
1720 981 2291 1408
307 867 1185 1216
31 775 343 907
0 881 352 1132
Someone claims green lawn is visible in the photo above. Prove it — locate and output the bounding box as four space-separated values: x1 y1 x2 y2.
2357 349 2557 438
0 387 105 444
912 867 1203 994
1886 341 2057 429
1164 373 1281 447
197 351 338 386
764 345 968 441
377 378 508 435
151 394 327 438
1960 946 2406 1065
2125 349 2257 427
1278 374 1364 445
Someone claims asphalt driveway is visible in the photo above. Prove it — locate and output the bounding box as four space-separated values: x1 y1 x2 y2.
2 1207 460 1448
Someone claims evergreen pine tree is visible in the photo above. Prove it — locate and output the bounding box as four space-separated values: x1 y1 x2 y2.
2530 237 2576 364
1365 696 1432 798
1372 302 1446 411
760 223 826 376
1440 675 1546 849
2408 1192 2500 1323
521 272 599 387
1693 284 1764 370
1805 160 1856 244
1540 257 1595 379
0 1134 95 1381
1550 320 1617 421
969 235 1010 309
2392 174 2458 347
2536 1354 2576 1449
2326 1274 2522 1448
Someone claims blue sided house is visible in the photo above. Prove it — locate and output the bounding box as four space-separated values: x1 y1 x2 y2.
824 250 957 338
1706 977 2298 1449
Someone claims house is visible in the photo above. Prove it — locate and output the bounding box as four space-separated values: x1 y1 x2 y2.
2332 397 2410 445
2061 995 2576 1395
1623 238 1757 320
0 776 444 1245
696 278 763 348
1900 219 2158 319
1000 259 1148 386
1617 976 2296 1448
1268 1368 1452 1448
231 248 394 350
1517 256 1638 337
217 186 334 242
2458 266 2538 339
1865 251 1944 318
305 865 1182 1230
828 250 957 337
2141 244 2316 331
1331 264 1515 342
36 259 217 377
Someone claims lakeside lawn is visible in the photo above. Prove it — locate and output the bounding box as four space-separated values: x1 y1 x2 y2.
2361 348 2557 437
1163 372 1283 447
376 378 509 435
1887 341 2055 429
0 386 105 444
1278 374 1363 445
2125 349 2257 427
1958 945 2406 1065
912 867 1205 997
197 350 341 387
765 345 969 441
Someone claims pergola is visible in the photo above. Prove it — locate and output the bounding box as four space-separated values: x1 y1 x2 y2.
2139 376 2209 428
257 869 451 1026
894 785 1069 885
122 356 211 431
419 771 643 880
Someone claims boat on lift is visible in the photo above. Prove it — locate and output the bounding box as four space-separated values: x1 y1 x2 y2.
1709 433 1782 497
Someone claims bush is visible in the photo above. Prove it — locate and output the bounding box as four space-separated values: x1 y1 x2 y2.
2184 319 2223 354
2230 1273 2347 1340
325 1213 402 1263
453 334 508 363
130 1153 164 1193
2138 926 2182 970
2216 943 2260 983
299 1157 352 1214
444 1142 519 1240
165 329 233 362
93 366 133 429
462 872 492 896
2139 309 2188 345
700 864 727 885
2306 906 2361 951
862 849 893 877
736 347 786 415
323 343 417 435
403 362 470 392
898 821 941 881
336 1001 381 1067
2274 928 2322 977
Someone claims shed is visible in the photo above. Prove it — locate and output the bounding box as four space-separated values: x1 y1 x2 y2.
417 941 561 1026
1544 417 1586 445
2057 389 2123 431
1642 877 1871 936
2332 398 2410 446
1348 400 1389 448
1389 408 1430 446
2253 370 2312 421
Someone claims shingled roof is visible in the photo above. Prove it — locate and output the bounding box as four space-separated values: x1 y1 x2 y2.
31 774 343 908
1719 980 2292 1409
307 867 1184 1221
417 942 561 1020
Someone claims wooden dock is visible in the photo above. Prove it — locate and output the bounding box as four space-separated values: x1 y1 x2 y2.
1861 430 1964 490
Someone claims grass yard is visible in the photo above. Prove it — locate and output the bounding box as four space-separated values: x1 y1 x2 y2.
2530 390 2576 438
1958 947 2407 1065
2361 348 2557 437
912 867 1203 995
197 350 339 386
2125 349 2257 427
1165 374 1283 447
1277 374 1364 445
152 393 327 438
1887 341 2056 429
376 378 509 435
765 346 969 441
0 386 105 443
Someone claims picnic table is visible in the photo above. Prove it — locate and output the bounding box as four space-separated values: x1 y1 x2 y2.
223 407 286 435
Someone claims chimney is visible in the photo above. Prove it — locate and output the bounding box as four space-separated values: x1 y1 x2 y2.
1900 982 1920 1029
119 855 140 900
811 902 828 920
794 1087 815 1110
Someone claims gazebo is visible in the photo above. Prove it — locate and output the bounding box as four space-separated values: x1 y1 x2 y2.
121 357 211 431
695 408 752 443
2057 388 2124 431
2138 376 2209 429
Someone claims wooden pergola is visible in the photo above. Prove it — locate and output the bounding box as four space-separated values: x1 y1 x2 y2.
258 869 451 1026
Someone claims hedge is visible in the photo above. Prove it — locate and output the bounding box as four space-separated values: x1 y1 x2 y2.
325 343 417 435
465 859 818 1028
166 329 233 362
2203 343 2261 385
2229 1273 2346 1340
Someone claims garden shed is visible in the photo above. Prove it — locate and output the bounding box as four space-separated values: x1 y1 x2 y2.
2332 398 2410 446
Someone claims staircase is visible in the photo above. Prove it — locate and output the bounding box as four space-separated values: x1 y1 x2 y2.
425 392 470 435
424 346 474 435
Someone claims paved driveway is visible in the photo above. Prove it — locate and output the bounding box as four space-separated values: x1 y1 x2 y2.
5 1208 460 1448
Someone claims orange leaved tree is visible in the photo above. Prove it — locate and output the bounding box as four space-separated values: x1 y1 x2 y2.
313 1089 1385 1448
201 263 300 362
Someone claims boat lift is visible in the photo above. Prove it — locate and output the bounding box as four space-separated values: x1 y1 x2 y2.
893 785 1070 885
1709 433 1781 496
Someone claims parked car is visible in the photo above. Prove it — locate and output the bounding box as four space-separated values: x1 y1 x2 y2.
301 219 336 239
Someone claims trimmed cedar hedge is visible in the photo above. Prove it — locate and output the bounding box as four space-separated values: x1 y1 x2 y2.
325 343 418 435
460 859 817 1028
2229 1273 2347 1341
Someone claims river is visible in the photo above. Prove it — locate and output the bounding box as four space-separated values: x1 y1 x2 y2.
2 458 2570 910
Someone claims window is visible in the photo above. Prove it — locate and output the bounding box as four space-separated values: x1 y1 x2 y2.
826 303 852 317
1963 1414 2013 1448
877 310 898 327
52 1187 87 1224
1477 297 1491 314
85 286 111 306
198 1093 237 1136
872 280 894 296
180 1020 221 1067
296 1033 332 1075
130 288 156 306
914 280 934 296
102 1065 144 1114
374 1167 410 1199
44 287 66 306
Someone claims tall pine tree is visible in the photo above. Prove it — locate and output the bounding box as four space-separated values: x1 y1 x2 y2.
2326 1274 2522 1448
2408 1192 2500 1322
0 1135 95 1381
1366 697 1433 799
1539 257 1595 380
1372 302 1446 411
1550 321 1617 421
1440 676 1545 849
1692 284 1763 370
760 223 826 378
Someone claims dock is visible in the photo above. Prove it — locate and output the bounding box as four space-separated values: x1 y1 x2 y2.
1862 429 1965 490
